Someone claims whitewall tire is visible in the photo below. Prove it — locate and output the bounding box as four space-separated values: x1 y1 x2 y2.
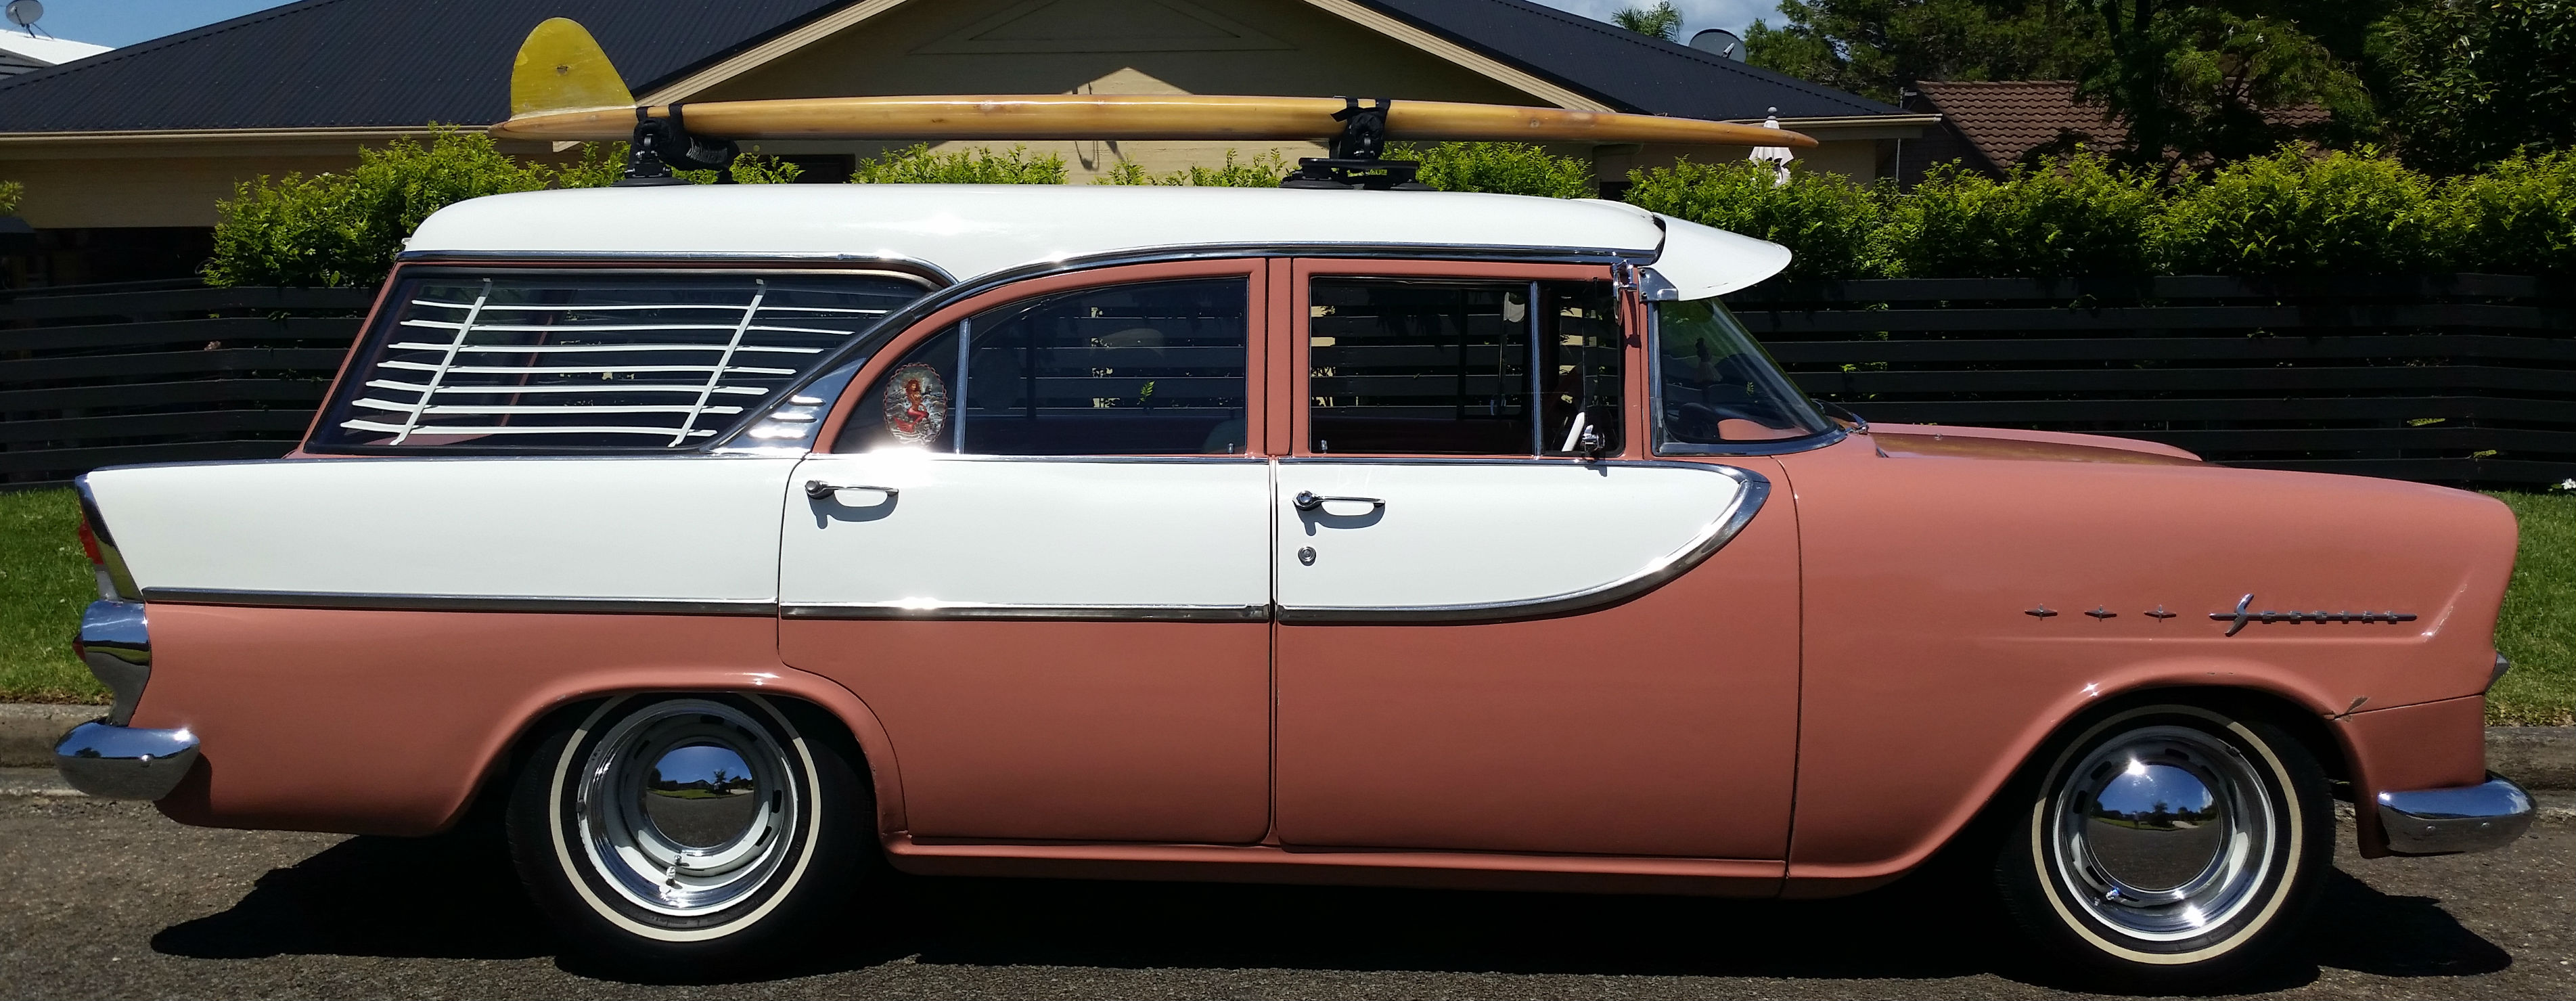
1994 703 2330 987
507 693 872 969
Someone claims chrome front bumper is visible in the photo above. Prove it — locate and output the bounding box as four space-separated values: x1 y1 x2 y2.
2376 774 2535 855
54 720 198 801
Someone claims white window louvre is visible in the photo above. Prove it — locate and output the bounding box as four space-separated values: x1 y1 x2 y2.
325 273 927 450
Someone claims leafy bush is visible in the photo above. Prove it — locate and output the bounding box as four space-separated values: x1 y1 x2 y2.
209 133 809 287
2439 149 2576 275
1876 154 2163 277
208 129 565 287
2152 146 2445 275
0 179 21 216
1092 149 1290 187
1393 141 1594 198
1624 158 1887 280
850 143 1066 184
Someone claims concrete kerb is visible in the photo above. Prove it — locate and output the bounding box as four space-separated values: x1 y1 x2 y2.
1 701 2573 788
0 703 101 770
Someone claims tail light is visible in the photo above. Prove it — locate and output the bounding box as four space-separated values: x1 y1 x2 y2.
72 477 139 601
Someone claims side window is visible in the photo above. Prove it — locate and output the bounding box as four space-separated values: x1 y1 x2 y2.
835 278 1249 455
1307 279 1620 455
1654 298 1832 447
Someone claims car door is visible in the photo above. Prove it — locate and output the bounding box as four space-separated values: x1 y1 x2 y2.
1271 259 1802 860
779 260 1273 844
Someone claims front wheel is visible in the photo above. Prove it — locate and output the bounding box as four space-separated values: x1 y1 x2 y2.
507 693 872 971
1993 703 2330 989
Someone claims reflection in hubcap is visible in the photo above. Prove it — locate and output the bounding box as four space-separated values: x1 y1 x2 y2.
2082 759 2228 893
573 699 798 918
2052 723 2277 942
643 743 761 848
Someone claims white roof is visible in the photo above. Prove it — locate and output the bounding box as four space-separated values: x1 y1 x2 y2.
404 185 1790 299
0 34 110 66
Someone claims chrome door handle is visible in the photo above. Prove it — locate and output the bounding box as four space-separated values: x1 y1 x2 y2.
805 480 899 502
1293 491 1384 512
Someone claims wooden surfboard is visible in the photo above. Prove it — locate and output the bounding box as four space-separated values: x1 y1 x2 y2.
492 18 1817 150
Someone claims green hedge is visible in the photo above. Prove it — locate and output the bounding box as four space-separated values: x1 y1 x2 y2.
1613 146 2576 280
204 133 2576 287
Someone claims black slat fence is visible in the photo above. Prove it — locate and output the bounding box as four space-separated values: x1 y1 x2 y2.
1727 273 2576 485
0 282 373 485
4 275 2573 487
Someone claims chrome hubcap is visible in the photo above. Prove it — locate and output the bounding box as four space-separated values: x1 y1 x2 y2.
575 699 797 917
2052 725 2276 941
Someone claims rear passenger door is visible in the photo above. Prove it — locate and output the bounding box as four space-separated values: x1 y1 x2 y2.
1270 260 1802 862
779 261 1274 845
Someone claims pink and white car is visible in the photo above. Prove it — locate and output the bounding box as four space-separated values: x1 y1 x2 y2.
59 183 2532 985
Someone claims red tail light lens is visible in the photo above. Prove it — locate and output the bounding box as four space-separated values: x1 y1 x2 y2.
76 518 104 566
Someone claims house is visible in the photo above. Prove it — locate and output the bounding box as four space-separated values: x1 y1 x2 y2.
1895 80 2328 183
0 31 110 76
0 0 1930 285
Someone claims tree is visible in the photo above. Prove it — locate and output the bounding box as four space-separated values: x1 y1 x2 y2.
2371 0 2576 174
1612 2 1684 41
1747 2 2369 173
1745 0 2098 103
2070 1 2369 177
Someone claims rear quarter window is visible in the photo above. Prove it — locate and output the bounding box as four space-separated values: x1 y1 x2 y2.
310 269 930 451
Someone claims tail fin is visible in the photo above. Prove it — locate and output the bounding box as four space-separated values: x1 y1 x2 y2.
509 18 633 120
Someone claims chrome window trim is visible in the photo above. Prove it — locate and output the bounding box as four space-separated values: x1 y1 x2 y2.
392 251 962 286
773 244 1647 456
1272 458 1771 624
783 603 1267 622
139 588 777 617
1645 298 1847 459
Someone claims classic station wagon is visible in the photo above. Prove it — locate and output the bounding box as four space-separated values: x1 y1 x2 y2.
58 182 2533 985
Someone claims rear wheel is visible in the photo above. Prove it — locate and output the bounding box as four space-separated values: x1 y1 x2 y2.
1994 703 2330 988
507 693 872 971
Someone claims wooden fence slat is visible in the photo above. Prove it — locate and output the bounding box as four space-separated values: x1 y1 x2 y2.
0 440 299 474
0 409 314 444
0 347 356 382
0 316 359 352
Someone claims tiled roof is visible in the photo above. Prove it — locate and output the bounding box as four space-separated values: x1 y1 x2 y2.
1359 0 1904 119
1914 80 2330 169
0 0 847 132
0 0 1903 135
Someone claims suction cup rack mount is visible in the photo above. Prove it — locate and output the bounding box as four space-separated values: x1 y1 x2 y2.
1280 97 1433 191
616 105 743 186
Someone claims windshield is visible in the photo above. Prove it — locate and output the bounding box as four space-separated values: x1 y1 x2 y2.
1652 297 1834 450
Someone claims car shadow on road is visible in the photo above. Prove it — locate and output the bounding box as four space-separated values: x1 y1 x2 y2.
153 834 2511 992
151 826 554 961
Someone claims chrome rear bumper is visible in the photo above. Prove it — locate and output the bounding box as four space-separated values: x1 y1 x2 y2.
2376 774 2535 855
54 720 198 801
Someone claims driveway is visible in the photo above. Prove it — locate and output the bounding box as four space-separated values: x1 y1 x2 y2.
4 781 2569 1000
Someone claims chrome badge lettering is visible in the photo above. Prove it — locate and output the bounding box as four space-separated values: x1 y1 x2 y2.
2211 594 2418 636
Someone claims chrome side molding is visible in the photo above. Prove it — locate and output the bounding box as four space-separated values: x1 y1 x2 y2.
55 721 200 801
2376 774 2535 855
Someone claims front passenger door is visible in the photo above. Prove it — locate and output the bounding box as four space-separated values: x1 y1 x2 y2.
1271 261 1802 862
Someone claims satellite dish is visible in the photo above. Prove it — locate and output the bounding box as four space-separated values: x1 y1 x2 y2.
1690 28 1744 61
4 1 41 30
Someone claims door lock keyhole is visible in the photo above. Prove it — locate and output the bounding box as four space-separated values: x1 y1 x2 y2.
1297 546 1316 565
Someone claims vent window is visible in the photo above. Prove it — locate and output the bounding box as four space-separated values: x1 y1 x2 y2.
311 271 930 451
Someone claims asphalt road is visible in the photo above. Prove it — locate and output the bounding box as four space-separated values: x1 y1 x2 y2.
4 780 2571 1000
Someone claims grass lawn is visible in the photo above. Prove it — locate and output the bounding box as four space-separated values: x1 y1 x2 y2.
0 485 2570 722
2489 491 2576 725
0 488 106 703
